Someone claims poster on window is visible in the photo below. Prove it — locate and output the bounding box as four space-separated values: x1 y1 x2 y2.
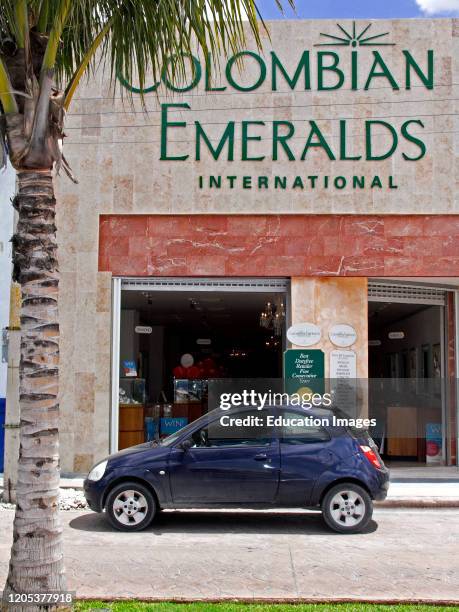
426 423 442 464
122 360 137 377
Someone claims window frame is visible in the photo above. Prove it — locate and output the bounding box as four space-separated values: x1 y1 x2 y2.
277 409 331 445
180 408 276 450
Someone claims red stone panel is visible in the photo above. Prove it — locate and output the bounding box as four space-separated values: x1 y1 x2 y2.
98 214 459 277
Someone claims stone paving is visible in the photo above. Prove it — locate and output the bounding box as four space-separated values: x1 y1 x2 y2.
0 508 458 602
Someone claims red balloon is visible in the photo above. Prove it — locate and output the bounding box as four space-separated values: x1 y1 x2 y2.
173 366 185 378
187 366 200 379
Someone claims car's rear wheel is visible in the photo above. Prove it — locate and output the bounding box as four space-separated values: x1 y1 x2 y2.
321 483 372 534
106 481 156 531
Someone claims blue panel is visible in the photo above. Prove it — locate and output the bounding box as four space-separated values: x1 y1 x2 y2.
0 398 5 473
160 417 188 436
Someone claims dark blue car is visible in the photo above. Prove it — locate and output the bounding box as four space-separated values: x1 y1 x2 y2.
84 405 389 534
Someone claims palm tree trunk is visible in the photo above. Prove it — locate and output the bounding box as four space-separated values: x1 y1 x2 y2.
3 169 66 608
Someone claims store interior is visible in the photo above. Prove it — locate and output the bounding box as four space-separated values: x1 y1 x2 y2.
116 284 446 464
118 289 286 449
368 301 444 465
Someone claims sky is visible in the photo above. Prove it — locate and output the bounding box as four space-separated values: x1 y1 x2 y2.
257 0 459 19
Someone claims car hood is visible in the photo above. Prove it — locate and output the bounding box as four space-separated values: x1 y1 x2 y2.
106 441 170 467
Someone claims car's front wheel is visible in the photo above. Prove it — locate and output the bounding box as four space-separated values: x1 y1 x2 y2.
105 481 156 531
321 483 372 534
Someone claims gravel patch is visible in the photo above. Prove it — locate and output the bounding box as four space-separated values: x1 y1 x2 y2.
59 488 88 510
0 488 88 511
0 500 14 511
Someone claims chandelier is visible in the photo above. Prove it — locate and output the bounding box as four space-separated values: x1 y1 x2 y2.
265 335 281 349
259 299 285 336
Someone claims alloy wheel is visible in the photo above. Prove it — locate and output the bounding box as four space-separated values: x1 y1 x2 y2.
112 489 149 526
329 489 366 527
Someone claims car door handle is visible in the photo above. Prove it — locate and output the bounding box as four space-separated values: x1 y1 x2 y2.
254 453 268 461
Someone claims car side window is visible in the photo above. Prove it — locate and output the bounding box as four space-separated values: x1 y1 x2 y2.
189 410 272 448
279 411 330 445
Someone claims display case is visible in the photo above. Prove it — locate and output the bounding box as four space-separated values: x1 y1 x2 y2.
118 377 146 450
174 379 202 403
170 378 208 433
119 377 146 404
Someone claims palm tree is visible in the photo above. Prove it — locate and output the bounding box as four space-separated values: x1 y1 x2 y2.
0 0 292 602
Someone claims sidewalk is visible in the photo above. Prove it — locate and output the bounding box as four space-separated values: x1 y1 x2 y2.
378 481 459 507
380 464 459 507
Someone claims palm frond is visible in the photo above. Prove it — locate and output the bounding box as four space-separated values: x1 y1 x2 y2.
0 0 294 115
42 0 71 71
0 1 17 44
0 54 18 112
54 0 294 106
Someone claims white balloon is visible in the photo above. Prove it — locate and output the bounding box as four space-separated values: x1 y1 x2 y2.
180 353 194 368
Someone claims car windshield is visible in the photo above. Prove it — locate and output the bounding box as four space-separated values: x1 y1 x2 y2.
159 404 358 447
160 405 276 447
160 410 218 447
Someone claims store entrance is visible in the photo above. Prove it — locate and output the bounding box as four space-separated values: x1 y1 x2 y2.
368 283 446 467
116 279 288 450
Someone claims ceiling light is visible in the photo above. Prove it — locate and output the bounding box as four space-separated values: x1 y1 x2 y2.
260 298 285 336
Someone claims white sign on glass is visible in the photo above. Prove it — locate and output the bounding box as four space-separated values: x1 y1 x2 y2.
287 322 321 347
135 326 152 334
330 350 357 379
330 350 357 415
329 324 357 347
389 331 405 340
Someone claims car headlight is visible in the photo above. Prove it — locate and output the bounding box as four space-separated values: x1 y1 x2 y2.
87 460 108 481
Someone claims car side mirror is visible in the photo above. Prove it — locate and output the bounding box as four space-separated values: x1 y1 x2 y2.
180 439 192 452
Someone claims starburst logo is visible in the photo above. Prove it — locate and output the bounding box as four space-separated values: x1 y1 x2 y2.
315 21 395 47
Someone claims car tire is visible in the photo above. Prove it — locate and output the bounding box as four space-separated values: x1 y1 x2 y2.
105 481 156 531
321 482 372 534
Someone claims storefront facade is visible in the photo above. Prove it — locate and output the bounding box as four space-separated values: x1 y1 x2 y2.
56 18 459 472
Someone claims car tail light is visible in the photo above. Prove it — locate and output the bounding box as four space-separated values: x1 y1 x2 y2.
360 444 382 469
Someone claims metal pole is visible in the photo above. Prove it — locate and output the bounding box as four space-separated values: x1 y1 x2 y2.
110 277 121 453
